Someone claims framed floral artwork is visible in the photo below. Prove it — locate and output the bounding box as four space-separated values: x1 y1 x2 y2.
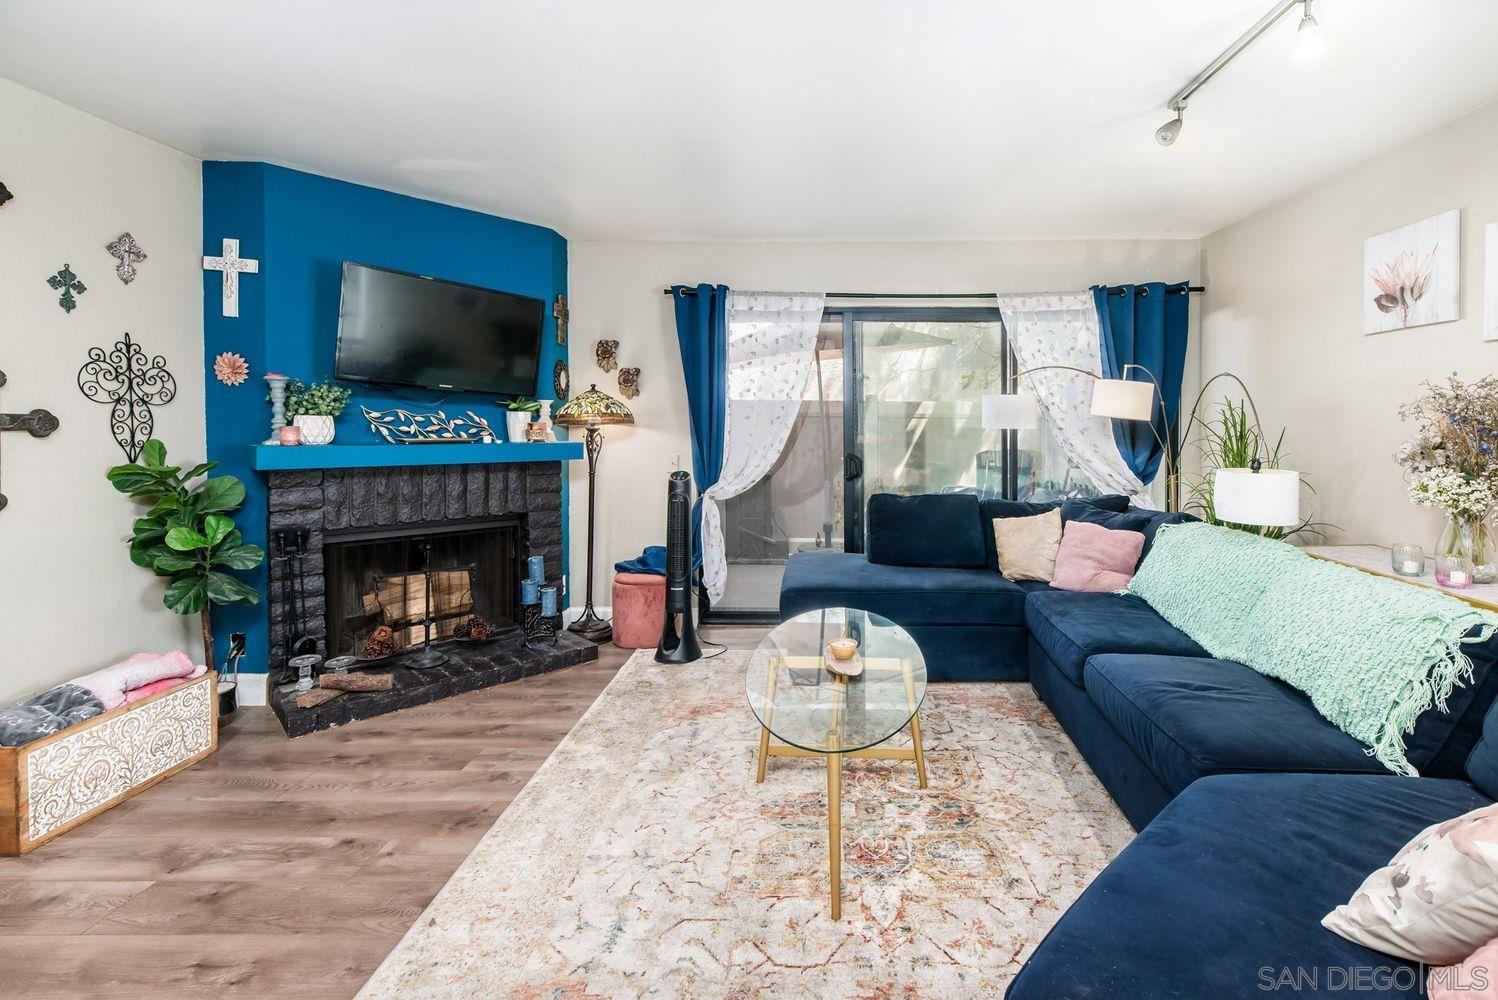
1363 208 1460 335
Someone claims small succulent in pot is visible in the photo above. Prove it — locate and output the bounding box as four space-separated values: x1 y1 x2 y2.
282 378 351 445
504 396 541 442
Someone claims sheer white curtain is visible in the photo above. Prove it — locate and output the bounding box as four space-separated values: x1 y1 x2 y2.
994 292 1152 506
701 292 826 605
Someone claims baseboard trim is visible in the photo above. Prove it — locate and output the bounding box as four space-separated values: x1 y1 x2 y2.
232 672 269 707
564 606 612 625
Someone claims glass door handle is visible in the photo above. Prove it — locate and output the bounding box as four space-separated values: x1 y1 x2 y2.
844 453 863 482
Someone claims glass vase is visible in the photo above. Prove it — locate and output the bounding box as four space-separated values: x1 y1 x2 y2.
1436 512 1497 585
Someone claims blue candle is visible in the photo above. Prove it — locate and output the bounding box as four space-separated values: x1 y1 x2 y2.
527 555 545 583
540 586 557 617
520 579 539 605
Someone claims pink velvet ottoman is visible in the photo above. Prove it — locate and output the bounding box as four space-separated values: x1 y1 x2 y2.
611 573 666 649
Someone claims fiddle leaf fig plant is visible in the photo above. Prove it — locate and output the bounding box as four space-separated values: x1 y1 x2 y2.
107 438 264 671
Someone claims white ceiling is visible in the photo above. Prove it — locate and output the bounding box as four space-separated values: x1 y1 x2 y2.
2 1 1496 242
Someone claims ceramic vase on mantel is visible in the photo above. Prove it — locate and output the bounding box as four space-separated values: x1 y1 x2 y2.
294 414 336 446
506 411 533 443
1436 511 1498 585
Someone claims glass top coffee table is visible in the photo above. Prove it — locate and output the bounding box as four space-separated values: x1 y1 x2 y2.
745 607 928 920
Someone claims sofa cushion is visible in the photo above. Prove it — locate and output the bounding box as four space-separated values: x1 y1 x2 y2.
1084 654 1391 795
1006 773 1492 1000
780 551 1028 627
866 493 986 568
1467 691 1498 799
1023 589 1206 687
979 494 1129 570
1059 500 1195 563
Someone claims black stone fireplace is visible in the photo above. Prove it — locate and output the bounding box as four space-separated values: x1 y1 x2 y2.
323 517 519 658
263 461 594 737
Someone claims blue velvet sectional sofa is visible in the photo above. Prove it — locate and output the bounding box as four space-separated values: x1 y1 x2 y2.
779 491 1498 998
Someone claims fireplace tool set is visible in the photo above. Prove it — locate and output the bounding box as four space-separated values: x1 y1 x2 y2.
272 527 318 684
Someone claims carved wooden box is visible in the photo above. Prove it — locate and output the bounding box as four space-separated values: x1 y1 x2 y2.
0 672 217 855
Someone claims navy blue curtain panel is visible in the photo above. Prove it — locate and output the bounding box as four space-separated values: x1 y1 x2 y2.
671 283 729 558
1094 282 1190 484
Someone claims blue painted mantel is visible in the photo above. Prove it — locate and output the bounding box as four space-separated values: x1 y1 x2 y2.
252 441 583 471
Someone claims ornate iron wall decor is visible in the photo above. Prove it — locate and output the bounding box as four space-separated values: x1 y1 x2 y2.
106 232 148 284
47 264 86 313
553 359 570 403
0 370 61 513
553 294 569 345
360 405 500 444
77 333 178 462
0 182 12 208
617 366 641 400
594 339 619 372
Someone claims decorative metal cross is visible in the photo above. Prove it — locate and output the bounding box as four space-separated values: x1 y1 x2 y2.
203 238 260 318
77 333 177 462
0 370 60 513
47 264 86 313
106 232 148 284
553 294 569 345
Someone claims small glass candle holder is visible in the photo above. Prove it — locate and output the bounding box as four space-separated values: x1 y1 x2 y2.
289 653 322 692
325 655 357 675
1436 555 1475 589
1391 543 1425 577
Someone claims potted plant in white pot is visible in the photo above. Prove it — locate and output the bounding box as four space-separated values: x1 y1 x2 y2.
506 397 542 442
284 378 351 445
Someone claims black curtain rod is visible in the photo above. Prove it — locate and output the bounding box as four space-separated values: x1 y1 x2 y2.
663 286 1205 298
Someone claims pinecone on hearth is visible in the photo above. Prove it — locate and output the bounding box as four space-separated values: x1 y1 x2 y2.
458 616 494 641
362 625 398 658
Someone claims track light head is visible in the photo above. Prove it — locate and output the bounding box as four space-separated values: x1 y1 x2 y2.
1155 110 1184 147
1298 0 1318 31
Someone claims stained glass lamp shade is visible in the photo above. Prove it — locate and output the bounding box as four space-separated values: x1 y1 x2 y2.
555 384 634 427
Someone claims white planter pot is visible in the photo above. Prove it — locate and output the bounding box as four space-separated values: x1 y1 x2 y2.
294 414 336 446
506 411 533 443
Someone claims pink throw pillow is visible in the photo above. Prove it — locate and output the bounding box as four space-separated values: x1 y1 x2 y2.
1050 520 1145 592
122 668 207 705
1429 937 1498 999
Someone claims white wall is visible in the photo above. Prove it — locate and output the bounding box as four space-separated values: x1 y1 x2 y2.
1201 99 1498 548
566 239 1201 601
0 78 203 701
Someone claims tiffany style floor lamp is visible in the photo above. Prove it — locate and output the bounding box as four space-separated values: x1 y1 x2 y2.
555 384 635 642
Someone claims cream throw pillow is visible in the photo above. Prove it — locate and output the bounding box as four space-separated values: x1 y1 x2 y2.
992 509 1062 582
1323 801 1498 965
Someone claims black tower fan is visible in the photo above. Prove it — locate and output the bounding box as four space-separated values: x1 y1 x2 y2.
656 470 703 663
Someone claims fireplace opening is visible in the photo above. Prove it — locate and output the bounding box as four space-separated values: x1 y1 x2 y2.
322 517 519 659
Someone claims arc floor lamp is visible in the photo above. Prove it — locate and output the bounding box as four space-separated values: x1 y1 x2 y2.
983 366 1299 527
555 384 634 642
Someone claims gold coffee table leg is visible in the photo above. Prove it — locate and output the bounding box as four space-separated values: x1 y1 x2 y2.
827 736 842 920
902 658 928 789
756 657 778 783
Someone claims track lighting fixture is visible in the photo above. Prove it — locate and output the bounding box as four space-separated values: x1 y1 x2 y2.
1155 0 1322 146
1298 0 1319 31
1155 106 1185 146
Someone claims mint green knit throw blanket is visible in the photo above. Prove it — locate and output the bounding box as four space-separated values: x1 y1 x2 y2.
1129 522 1497 776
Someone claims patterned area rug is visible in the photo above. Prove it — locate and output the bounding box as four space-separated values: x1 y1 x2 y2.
359 650 1133 998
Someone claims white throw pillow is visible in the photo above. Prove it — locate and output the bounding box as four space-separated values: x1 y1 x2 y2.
1323 802 1498 965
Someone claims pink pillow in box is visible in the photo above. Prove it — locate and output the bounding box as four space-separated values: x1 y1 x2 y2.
1050 520 1145 592
74 651 202 710
1429 937 1498 999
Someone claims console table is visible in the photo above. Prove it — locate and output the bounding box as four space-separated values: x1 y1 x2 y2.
1302 544 1498 614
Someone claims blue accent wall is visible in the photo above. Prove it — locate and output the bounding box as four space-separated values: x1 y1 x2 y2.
203 162 569 674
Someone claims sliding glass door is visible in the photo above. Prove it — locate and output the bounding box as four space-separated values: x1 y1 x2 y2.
711 305 1113 621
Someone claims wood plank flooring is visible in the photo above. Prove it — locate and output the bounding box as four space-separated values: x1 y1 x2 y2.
0 628 766 999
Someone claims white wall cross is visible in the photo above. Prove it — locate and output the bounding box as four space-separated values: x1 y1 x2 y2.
202 238 261 318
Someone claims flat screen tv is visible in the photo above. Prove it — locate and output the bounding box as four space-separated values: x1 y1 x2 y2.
334 261 545 397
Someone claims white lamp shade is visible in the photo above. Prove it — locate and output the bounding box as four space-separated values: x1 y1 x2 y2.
982 393 1039 430
1213 468 1301 527
1090 378 1156 421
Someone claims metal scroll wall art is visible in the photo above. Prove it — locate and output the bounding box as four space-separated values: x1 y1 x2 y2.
77 333 178 462
360 405 500 444
0 370 60 513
